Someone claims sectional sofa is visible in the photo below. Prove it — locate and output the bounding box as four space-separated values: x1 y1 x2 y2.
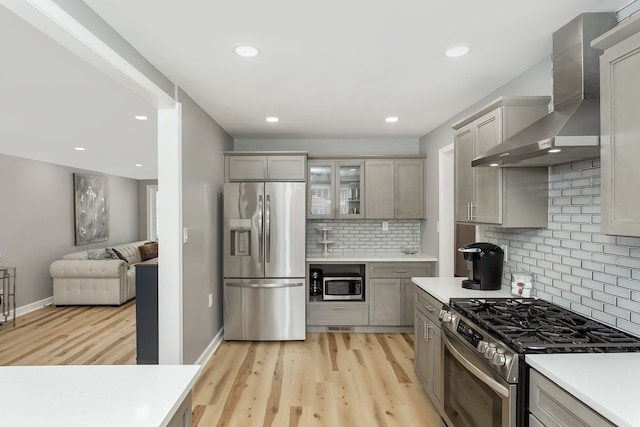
49 240 157 306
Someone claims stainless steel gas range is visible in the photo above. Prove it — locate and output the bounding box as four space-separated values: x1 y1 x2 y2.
438 298 640 427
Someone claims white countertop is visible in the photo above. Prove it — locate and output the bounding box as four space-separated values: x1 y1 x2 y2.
307 252 437 262
411 276 513 303
0 365 201 427
527 353 640 427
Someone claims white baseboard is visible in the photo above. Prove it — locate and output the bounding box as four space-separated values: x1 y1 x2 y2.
194 327 224 367
14 297 53 318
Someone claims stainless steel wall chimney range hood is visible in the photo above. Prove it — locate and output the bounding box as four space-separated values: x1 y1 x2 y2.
473 12 617 167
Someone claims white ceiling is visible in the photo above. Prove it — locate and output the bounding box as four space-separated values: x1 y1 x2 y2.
1 1 631 180
0 5 157 180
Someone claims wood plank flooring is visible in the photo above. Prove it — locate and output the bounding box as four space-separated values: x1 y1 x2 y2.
192 332 441 427
0 304 441 426
0 301 136 365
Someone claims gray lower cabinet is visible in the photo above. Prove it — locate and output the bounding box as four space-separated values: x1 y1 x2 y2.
369 262 433 326
593 16 640 237
307 303 369 326
414 286 443 410
529 370 614 427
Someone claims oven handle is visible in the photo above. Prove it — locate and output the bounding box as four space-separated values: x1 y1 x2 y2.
443 332 510 399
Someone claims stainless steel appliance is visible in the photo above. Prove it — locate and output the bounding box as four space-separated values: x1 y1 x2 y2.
223 182 306 341
439 298 640 427
458 242 503 290
322 273 363 301
473 12 616 167
310 268 322 296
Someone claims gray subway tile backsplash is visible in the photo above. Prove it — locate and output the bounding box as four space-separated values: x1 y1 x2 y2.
306 219 420 256
480 158 640 337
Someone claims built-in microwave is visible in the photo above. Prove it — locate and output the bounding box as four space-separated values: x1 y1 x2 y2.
323 273 363 301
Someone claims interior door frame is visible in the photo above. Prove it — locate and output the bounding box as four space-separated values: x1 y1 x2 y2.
438 143 455 277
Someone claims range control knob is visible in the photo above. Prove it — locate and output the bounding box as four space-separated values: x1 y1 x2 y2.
440 310 453 323
492 352 507 367
484 344 497 359
477 341 489 353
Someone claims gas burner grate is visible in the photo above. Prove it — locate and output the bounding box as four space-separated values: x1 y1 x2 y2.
450 297 640 353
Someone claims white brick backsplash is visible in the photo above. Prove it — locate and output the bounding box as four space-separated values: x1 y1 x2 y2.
478 159 640 337
307 219 420 256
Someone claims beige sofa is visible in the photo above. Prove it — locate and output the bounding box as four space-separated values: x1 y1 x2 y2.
50 241 150 306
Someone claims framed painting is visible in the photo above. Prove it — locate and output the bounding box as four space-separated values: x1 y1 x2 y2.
74 173 109 245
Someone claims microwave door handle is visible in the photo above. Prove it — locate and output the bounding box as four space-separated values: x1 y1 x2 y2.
258 195 264 264
443 333 509 399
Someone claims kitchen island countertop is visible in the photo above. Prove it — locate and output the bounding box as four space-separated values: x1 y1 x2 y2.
411 276 513 303
526 353 640 427
0 364 201 427
307 253 437 262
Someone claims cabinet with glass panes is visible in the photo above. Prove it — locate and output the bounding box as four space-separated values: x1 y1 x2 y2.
308 160 364 219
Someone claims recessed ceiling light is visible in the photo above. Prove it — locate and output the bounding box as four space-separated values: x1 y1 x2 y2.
385 117 399 123
265 117 279 123
134 115 148 121
135 164 143 167
548 148 562 153
74 147 86 151
234 45 260 58
489 163 500 167
444 45 471 58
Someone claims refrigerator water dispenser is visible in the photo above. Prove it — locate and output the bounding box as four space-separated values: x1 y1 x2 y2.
229 219 252 256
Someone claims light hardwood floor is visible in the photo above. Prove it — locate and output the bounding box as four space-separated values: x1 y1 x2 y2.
0 303 441 426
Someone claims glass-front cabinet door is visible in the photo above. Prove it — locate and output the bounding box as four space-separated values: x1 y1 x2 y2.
336 161 364 219
308 161 335 218
308 160 365 219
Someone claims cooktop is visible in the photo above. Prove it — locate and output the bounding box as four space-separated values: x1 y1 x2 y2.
449 297 640 353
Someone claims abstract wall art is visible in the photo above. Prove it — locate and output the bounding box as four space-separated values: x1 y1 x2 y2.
74 173 109 245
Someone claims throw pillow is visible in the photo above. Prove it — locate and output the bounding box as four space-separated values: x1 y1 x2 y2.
139 241 158 261
112 248 130 265
87 249 108 260
105 248 120 260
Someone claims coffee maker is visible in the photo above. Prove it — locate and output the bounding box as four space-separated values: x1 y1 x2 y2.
458 242 504 290
310 268 323 296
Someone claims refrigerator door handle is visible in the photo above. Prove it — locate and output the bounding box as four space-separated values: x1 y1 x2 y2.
258 194 264 263
265 194 271 264
225 282 303 289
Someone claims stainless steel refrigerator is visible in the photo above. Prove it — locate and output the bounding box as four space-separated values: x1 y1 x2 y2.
223 182 306 340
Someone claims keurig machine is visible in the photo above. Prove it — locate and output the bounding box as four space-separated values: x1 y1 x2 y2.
458 242 504 290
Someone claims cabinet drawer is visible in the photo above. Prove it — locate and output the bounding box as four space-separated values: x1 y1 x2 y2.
369 262 431 278
415 287 442 324
307 303 369 326
529 370 615 427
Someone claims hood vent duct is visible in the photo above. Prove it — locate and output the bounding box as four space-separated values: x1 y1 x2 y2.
473 12 617 167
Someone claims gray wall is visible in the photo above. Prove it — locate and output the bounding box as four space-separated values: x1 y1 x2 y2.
178 88 233 364
235 138 419 155
0 154 139 307
418 56 553 257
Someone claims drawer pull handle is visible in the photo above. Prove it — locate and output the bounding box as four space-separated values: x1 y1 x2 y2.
425 305 434 312
331 306 344 310
395 270 408 274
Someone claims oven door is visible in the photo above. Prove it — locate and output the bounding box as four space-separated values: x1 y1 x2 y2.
442 328 517 427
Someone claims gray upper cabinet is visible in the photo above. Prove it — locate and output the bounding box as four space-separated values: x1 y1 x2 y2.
365 158 426 220
593 16 640 237
308 159 365 219
452 97 551 227
225 153 307 182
